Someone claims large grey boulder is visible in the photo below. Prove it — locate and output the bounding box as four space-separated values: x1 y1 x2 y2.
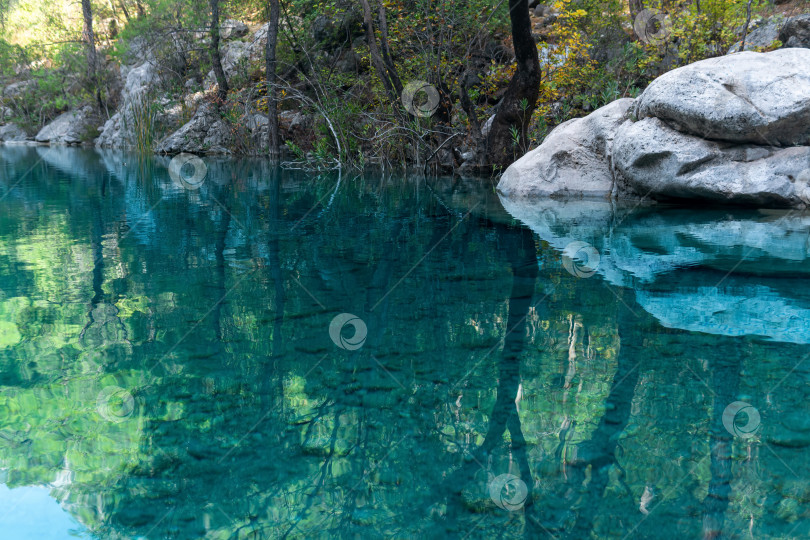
779 14 810 49
634 48 810 146
155 102 232 155
613 118 810 206
0 124 28 142
499 48 810 207
497 98 634 198
35 106 97 145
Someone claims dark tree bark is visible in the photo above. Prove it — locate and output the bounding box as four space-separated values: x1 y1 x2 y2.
459 69 486 161
740 0 754 50
213 188 232 341
359 0 402 105
81 0 103 112
563 298 643 539
484 0 541 168
209 0 229 103
376 1 402 97
430 219 540 529
266 0 281 161
266 165 285 357
81 0 97 80
629 0 645 22
0 0 8 28
119 0 131 21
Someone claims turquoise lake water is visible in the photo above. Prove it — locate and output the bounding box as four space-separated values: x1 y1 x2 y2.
0 145 809 539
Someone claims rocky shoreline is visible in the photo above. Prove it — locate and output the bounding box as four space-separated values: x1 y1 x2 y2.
0 20 304 156
2 13 810 203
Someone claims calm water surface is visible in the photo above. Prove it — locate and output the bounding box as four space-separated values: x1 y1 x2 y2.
0 146 809 539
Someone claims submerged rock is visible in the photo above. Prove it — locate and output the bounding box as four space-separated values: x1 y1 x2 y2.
498 98 633 198
768 429 810 448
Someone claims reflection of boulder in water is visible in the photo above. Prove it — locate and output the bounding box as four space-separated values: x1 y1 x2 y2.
35 145 105 181
499 196 810 343
638 282 810 345
0 144 39 167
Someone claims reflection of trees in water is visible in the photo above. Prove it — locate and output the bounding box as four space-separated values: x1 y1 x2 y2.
701 346 743 540
429 239 647 539
0 148 807 539
555 295 644 540
430 218 540 537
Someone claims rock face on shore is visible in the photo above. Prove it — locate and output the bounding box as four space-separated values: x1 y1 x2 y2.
154 102 233 155
94 21 270 154
780 14 810 49
727 17 782 53
498 99 633 198
613 118 810 206
634 49 810 146
499 48 810 207
0 123 27 142
35 106 98 145
96 58 159 148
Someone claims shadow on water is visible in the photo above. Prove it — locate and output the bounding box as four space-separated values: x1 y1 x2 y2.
0 147 808 539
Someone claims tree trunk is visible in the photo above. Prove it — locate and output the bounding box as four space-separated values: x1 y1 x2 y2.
629 0 645 22
459 69 486 160
359 0 400 105
81 0 97 82
484 0 541 168
209 0 229 103
119 0 131 21
740 0 754 50
266 0 280 161
81 0 104 112
376 1 402 97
